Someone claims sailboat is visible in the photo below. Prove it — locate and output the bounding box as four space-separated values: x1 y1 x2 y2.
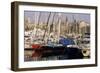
24 12 84 61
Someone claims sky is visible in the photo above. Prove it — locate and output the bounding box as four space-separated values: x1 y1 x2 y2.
24 11 90 24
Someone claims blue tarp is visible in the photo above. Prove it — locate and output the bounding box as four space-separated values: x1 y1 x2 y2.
47 37 75 46
59 37 75 46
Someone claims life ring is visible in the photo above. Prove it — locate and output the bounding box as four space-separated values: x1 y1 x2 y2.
82 49 90 57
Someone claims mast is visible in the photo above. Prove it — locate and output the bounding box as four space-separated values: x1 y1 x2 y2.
47 13 55 40
35 12 41 38
66 16 68 34
33 13 37 37
30 12 41 45
42 12 51 44
58 13 61 41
